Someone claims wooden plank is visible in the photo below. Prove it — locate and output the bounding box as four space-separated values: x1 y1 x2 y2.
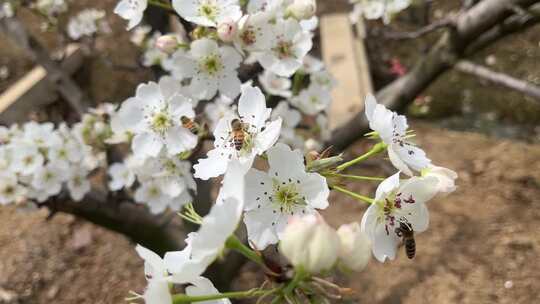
354 18 374 96
320 14 372 130
0 44 84 124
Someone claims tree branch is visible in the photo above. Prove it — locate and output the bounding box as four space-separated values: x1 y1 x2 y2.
455 60 540 100
0 17 91 115
326 0 540 151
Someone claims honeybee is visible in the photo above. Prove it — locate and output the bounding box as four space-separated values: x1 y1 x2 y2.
395 221 416 259
180 116 199 134
230 118 248 151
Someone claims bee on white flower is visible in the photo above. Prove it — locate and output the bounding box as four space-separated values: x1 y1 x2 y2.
114 0 147 30
258 70 293 98
256 18 313 77
365 94 431 176
168 38 242 100
172 0 242 28
116 79 198 159
291 83 332 115
193 85 282 180
243 143 330 249
361 172 438 262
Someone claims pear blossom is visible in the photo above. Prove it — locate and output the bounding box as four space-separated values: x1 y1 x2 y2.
67 9 107 40
164 160 245 281
48 139 82 170
291 83 332 115
142 32 170 67
35 0 67 17
258 70 292 98
350 0 411 24
136 245 229 304
134 180 175 214
172 0 242 27
0 173 26 205
116 80 198 159
194 85 282 180
138 153 197 198
256 19 312 77
217 19 238 42
9 144 44 175
114 0 147 30
243 143 329 249
279 214 340 274
361 172 438 262
337 222 371 271
365 94 431 176
67 169 91 201
168 38 242 100
31 164 66 197
108 162 136 191
311 69 337 90
286 0 317 20
233 12 273 53
421 165 458 194
0 2 14 19
271 101 303 148
300 54 324 74
130 25 151 46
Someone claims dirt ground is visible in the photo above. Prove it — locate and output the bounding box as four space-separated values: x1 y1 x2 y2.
1 123 539 303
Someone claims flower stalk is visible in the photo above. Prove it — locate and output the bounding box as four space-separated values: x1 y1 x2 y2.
326 172 385 182
172 288 277 303
336 142 387 172
225 235 265 266
331 185 374 204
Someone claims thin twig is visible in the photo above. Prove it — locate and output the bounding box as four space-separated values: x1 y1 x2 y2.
384 17 454 40
455 60 540 101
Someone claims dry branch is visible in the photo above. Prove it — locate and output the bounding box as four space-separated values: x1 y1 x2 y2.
455 60 540 100
327 0 540 151
0 17 90 115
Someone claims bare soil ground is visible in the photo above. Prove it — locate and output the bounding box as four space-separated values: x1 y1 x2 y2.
1 123 539 303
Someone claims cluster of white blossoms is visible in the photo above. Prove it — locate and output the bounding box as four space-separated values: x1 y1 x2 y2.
0 0 460 302
349 0 411 24
0 121 102 205
33 0 68 18
67 9 110 40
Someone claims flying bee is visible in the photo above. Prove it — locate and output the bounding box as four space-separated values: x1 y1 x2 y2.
395 221 416 259
230 118 248 151
180 116 199 134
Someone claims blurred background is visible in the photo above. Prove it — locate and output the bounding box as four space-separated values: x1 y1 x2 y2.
0 0 539 303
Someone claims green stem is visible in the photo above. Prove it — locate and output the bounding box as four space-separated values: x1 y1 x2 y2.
336 142 387 172
292 72 305 95
225 235 264 266
283 267 307 295
148 0 174 11
326 173 385 182
172 288 275 303
332 185 374 204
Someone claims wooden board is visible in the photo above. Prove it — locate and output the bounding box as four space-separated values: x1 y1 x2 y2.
0 44 84 124
320 14 373 130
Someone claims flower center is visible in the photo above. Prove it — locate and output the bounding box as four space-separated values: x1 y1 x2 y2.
272 179 306 214
376 192 416 235
23 155 34 166
240 28 256 46
150 111 173 135
199 3 218 21
149 186 160 198
200 54 223 75
274 40 293 59
2 185 14 196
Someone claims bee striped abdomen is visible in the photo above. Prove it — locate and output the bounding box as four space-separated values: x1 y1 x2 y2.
404 237 416 259
233 134 245 151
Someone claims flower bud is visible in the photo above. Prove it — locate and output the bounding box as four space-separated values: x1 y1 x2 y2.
421 165 458 194
286 0 317 20
337 222 371 272
217 19 238 42
279 214 340 274
155 34 179 54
